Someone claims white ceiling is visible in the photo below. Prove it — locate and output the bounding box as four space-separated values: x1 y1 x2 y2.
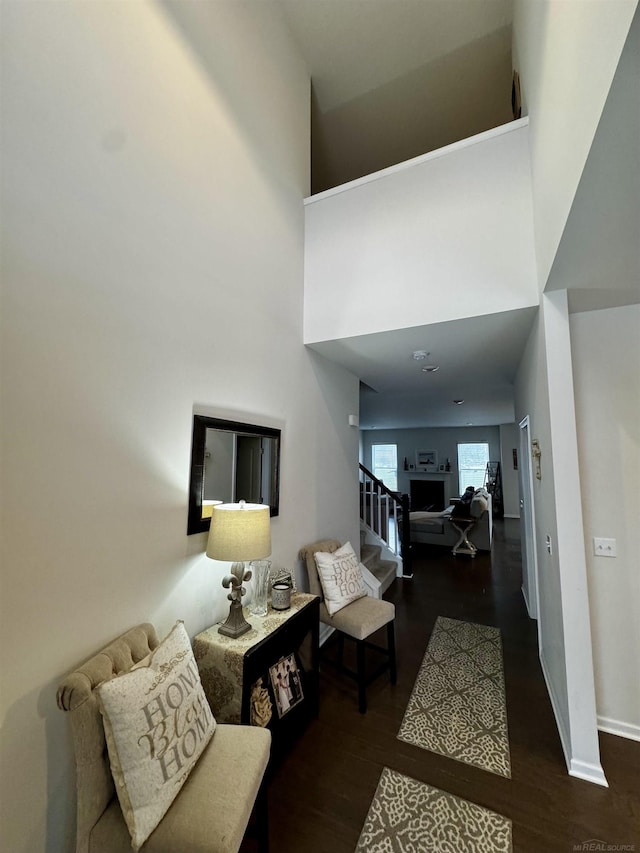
309 307 537 429
279 0 513 113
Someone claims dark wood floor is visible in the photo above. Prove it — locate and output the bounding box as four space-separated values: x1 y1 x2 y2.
248 520 640 852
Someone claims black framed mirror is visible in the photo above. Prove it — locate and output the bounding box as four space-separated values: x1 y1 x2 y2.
187 415 281 535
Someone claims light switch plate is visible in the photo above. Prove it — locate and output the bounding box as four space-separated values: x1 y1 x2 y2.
593 538 617 558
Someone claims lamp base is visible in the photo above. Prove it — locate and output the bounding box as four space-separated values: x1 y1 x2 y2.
218 600 252 638
218 561 253 638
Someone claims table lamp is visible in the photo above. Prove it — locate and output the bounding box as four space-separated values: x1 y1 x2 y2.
206 500 271 637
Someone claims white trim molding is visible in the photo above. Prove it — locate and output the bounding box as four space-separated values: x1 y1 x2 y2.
540 652 609 787
569 759 609 788
598 716 640 742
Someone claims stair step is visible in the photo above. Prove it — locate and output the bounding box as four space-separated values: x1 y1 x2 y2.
361 547 396 594
361 543 381 563
368 560 395 581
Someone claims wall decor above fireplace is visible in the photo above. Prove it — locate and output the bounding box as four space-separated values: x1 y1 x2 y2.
416 449 438 472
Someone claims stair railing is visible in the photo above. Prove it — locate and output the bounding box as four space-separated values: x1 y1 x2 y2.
359 464 412 579
484 461 504 518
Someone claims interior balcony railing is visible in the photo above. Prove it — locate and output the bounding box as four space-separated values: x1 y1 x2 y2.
359 464 412 579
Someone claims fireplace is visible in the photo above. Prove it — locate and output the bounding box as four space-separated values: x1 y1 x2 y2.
410 479 446 511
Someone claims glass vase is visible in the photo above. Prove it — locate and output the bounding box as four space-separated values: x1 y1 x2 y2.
249 560 271 617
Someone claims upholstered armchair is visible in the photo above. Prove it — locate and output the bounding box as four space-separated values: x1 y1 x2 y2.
57 623 270 853
298 539 396 713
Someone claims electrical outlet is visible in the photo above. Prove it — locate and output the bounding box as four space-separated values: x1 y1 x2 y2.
593 538 617 558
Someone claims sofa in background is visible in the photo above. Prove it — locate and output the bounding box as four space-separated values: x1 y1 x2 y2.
402 492 493 552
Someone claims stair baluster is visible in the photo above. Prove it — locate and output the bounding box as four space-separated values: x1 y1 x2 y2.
359 464 412 579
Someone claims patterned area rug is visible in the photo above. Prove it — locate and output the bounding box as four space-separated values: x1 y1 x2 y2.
397 616 511 777
355 767 512 853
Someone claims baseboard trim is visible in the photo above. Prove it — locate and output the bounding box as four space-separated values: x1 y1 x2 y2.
504 514 520 519
539 652 608 787
539 652 572 770
598 716 640 742
569 759 608 787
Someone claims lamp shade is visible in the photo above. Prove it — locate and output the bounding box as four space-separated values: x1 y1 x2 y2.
206 502 271 562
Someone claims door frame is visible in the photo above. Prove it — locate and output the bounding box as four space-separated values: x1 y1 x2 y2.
519 415 540 625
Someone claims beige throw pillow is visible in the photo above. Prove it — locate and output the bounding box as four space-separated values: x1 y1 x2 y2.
97 621 216 850
314 541 367 616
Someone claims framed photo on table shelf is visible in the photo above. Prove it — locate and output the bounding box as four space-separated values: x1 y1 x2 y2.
269 653 304 718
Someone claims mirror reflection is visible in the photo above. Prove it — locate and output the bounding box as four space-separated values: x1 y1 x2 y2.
187 415 281 535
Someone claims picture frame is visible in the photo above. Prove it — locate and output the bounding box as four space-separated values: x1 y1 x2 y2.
416 449 438 472
269 653 304 719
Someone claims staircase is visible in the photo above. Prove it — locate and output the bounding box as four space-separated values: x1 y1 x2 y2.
484 461 504 517
359 531 399 597
359 463 413 596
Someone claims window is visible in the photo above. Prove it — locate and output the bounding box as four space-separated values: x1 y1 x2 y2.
372 444 398 490
457 443 489 494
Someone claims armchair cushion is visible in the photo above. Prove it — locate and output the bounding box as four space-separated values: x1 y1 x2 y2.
96 621 216 850
314 541 367 616
320 595 395 641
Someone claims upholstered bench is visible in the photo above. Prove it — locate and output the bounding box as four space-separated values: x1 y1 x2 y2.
57 622 270 853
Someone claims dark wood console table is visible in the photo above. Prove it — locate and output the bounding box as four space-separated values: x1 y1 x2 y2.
193 593 320 752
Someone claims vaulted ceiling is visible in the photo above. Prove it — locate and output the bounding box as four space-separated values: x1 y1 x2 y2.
279 1 637 429
279 0 514 193
279 0 529 428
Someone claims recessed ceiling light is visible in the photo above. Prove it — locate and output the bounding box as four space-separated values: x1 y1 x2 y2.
412 350 428 360
453 399 465 405
421 365 439 373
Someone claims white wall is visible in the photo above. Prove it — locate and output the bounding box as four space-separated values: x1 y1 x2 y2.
571 305 640 739
543 5 640 305
0 3 359 851
304 120 539 344
512 0 637 289
499 423 521 518
515 295 605 785
362 426 501 506
515 310 565 685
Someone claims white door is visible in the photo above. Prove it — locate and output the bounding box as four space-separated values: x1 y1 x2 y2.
519 416 540 623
